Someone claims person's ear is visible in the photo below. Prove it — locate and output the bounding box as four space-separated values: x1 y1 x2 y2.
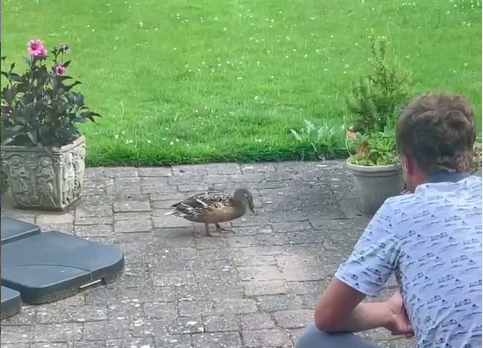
401 155 415 176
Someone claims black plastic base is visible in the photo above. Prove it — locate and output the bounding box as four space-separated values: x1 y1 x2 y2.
1 231 125 305
1 286 22 320
1 216 41 245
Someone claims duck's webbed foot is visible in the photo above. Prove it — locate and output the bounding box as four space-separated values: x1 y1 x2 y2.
215 223 235 234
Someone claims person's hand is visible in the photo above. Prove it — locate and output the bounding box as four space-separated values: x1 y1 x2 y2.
383 292 414 338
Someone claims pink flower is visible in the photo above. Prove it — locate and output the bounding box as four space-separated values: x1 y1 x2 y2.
27 39 47 57
53 64 66 75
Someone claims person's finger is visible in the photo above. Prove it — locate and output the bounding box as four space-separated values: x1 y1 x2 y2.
390 319 413 336
391 328 413 336
391 330 414 336
398 313 412 328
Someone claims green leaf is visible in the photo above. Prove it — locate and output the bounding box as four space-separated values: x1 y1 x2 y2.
290 129 302 141
64 80 82 92
317 126 328 140
56 75 73 82
70 91 85 105
27 131 38 145
304 119 316 133
59 102 72 113
72 116 89 123
61 117 70 126
13 116 28 125
8 72 22 82
2 86 18 103
78 111 100 122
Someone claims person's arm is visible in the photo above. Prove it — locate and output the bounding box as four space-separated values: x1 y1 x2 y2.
314 201 401 332
314 278 391 332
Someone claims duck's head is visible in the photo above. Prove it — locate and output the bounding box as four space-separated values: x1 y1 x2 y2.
234 188 256 214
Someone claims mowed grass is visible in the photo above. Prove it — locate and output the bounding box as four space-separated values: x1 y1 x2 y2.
1 0 481 166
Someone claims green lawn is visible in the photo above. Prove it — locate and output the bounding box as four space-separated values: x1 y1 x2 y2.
1 0 481 166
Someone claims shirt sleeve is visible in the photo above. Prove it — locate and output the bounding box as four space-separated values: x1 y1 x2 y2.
335 201 401 297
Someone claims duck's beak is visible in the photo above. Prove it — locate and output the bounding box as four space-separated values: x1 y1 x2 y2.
248 200 257 214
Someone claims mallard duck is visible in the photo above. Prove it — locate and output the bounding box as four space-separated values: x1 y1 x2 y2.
165 188 256 236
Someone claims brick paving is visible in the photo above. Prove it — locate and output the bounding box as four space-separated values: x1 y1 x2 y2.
1 161 415 348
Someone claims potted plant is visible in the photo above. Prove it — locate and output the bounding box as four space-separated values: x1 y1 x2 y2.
346 130 404 215
1 39 100 211
342 33 412 214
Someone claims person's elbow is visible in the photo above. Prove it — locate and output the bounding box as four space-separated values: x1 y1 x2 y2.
313 315 331 332
313 305 339 332
312 277 367 332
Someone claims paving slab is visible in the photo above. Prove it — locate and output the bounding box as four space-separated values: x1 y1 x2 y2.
0 161 416 347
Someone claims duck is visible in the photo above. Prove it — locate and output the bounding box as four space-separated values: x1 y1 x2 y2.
165 188 256 236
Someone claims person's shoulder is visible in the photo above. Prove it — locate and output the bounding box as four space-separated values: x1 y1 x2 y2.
465 175 482 190
419 175 482 203
461 176 483 199
466 175 482 183
420 175 482 193
381 194 430 237
368 196 419 236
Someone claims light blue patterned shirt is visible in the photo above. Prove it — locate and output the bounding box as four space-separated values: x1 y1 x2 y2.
336 176 482 348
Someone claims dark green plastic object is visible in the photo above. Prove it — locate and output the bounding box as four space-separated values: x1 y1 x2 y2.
1 216 41 245
1 286 22 320
1 231 125 305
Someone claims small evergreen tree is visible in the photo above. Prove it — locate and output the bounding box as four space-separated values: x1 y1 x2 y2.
347 34 412 134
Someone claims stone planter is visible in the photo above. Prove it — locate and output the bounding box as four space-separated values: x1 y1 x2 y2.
1 135 86 211
346 159 404 215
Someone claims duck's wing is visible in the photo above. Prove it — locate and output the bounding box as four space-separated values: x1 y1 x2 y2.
169 192 233 216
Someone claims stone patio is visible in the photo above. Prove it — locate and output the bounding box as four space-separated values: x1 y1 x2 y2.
1 161 415 348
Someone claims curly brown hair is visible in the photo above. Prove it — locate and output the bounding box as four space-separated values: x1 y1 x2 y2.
396 93 476 174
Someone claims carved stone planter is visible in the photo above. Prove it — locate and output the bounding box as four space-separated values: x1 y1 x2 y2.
1 135 86 211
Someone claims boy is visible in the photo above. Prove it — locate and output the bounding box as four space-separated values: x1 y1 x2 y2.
296 93 482 348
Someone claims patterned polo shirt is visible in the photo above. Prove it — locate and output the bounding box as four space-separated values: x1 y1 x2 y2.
336 175 482 348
